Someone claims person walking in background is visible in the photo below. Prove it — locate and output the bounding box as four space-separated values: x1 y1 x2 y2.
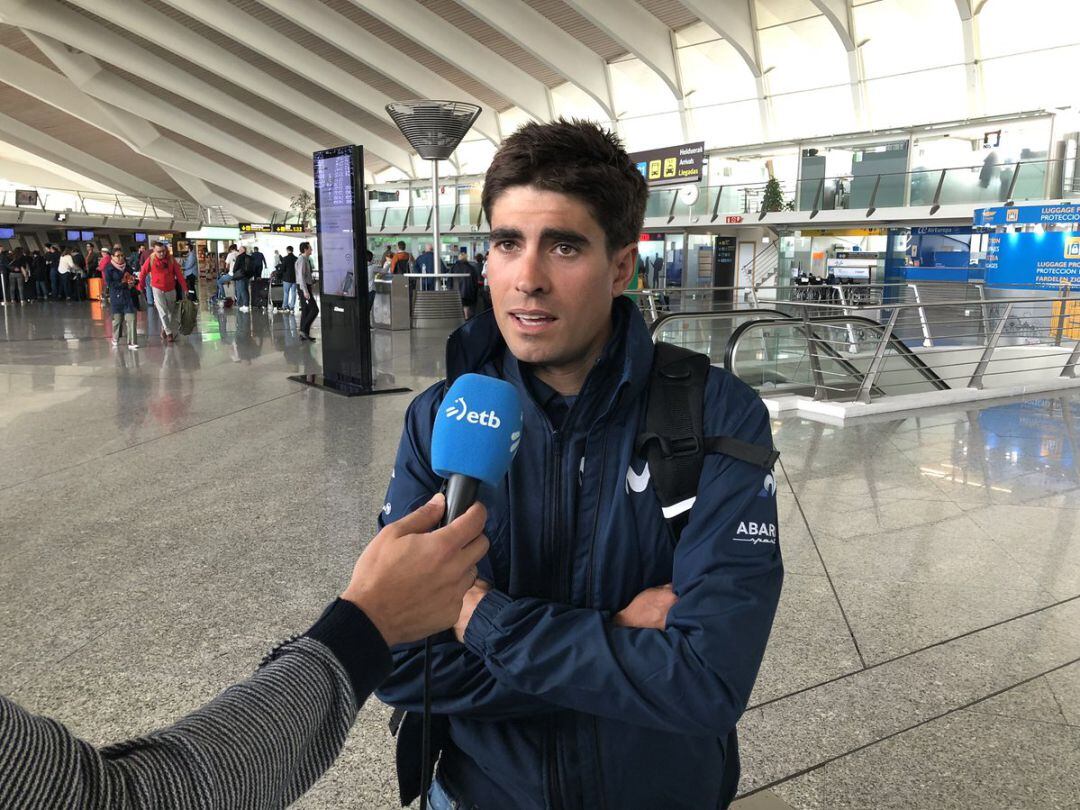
106 249 139 350
273 249 282 277
31 249 48 300
57 248 75 300
138 241 187 343
232 245 251 312
183 245 199 302
296 241 318 341
279 244 298 313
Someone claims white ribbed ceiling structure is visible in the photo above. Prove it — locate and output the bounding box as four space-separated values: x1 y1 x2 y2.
0 0 1074 221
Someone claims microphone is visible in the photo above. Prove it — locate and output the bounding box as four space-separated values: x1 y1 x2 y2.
431 373 523 524
416 373 521 810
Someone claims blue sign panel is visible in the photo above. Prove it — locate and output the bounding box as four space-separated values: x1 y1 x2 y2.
984 230 1080 288
975 204 1080 226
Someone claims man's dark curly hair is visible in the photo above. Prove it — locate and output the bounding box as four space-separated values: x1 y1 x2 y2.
482 119 648 255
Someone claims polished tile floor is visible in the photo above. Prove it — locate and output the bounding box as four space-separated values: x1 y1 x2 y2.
1 299 1078 809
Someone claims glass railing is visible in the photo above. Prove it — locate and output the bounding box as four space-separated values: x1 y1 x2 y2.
0 186 203 221
363 158 1066 230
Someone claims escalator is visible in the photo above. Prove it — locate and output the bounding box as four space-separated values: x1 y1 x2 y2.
651 309 948 402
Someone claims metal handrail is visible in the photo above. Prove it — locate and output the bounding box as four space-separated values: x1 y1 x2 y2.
658 288 1080 403
0 184 205 222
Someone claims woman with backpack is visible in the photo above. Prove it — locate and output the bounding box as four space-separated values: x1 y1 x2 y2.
106 249 139 349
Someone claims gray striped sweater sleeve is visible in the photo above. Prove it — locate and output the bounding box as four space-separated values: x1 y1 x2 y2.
0 600 392 809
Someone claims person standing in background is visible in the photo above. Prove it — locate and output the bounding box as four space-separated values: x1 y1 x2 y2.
70 248 87 301
138 241 187 343
232 245 251 312
183 245 199 302
57 248 75 300
296 241 318 341
46 244 61 300
279 245 298 313
106 249 139 350
452 248 480 319
31 249 48 300
85 242 101 279
0 246 12 305
8 248 28 304
366 249 381 314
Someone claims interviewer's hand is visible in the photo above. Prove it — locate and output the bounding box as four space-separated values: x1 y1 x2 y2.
342 494 488 646
612 583 677 630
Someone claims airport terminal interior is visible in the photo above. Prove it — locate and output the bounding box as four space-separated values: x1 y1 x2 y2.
2 1 1080 808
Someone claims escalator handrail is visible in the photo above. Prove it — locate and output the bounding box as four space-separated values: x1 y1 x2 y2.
723 314 951 392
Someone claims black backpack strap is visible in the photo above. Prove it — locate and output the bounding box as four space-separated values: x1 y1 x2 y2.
636 342 710 535
637 342 779 541
705 436 780 470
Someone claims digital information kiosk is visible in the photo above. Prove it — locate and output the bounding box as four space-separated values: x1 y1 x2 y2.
290 144 409 397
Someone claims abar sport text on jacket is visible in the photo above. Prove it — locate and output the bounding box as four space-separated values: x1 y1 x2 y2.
376 297 783 810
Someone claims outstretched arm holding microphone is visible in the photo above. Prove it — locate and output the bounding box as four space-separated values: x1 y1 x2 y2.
0 494 488 810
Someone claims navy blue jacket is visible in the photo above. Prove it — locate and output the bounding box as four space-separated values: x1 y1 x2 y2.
105 263 136 314
376 297 782 809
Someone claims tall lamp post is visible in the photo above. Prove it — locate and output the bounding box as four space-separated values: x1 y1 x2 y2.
386 101 481 277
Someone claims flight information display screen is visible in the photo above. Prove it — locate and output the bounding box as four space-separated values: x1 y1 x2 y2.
314 146 359 298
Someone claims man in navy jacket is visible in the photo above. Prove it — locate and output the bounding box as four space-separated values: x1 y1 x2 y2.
377 120 783 810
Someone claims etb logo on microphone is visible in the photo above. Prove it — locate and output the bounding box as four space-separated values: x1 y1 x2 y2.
445 396 502 429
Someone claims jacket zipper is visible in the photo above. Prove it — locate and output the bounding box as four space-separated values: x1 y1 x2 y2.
547 430 565 810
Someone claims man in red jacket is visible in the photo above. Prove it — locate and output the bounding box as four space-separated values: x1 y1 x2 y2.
138 241 188 342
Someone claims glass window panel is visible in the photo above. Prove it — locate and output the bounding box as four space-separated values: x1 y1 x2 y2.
686 100 763 149
854 0 964 78
610 58 679 118
760 16 850 95
678 40 759 106
551 81 612 122
981 46 1080 115
771 85 857 141
864 66 967 130
979 0 1080 58
618 112 684 152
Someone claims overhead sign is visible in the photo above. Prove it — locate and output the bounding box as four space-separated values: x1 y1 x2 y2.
14 189 38 207
975 204 1080 227
272 224 306 233
798 228 888 237
725 215 744 224
910 226 973 236
630 141 705 187
638 233 666 242
239 222 273 233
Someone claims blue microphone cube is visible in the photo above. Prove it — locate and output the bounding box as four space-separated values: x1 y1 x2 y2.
431 373 523 487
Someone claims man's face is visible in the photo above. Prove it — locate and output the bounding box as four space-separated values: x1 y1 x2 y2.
153 245 166 259
487 185 634 375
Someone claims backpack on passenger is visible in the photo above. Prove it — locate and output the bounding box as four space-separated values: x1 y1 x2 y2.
178 297 197 335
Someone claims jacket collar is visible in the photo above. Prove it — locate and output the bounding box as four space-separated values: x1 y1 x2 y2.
445 296 655 417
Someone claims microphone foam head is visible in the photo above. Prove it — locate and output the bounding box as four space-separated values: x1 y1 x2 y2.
431 373 523 486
